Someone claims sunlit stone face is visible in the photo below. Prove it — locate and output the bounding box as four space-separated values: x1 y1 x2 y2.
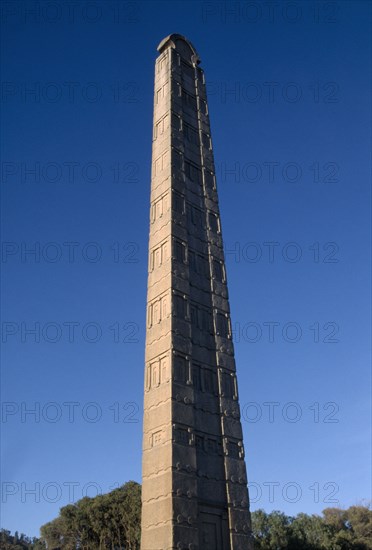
141 34 253 550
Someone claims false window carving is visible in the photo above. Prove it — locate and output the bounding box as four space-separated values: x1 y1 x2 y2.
147 293 170 328
150 239 170 271
208 211 220 233
222 372 236 399
216 312 230 338
185 161 202 184
152 430 162 446
204 169 215 188
157 54 168 74
202 133 212 150
154 114 169 139
172 148 183 170
155 81 169 104
174 354 189 384
213 259 224 282
182 89 197 110
154 150 170 176
175 427 189 446
173 191 185 214
227 441 240 459
183 123 199 146
146 354 170 391
181 61 195 81
171 112 182 131
173 238 187 264
174 294 187 319
151 193 170 223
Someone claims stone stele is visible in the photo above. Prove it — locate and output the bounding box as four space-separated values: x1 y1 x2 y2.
141 34 254 550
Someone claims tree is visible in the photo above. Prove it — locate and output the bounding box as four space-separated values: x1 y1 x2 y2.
39 481 141 550
3 491 371 550
290 512 334 549
346 505 372 547
252 509 292 549
0 529 46 549
251 506 372 550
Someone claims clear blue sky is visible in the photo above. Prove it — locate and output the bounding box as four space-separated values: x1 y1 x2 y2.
1 0 371 538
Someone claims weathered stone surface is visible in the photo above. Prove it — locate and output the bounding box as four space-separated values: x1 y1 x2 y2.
141 34 253 550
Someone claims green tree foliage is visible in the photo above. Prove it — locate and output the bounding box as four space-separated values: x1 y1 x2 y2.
39 481 141 550
0 529 45 550
251 505 372 550
2 487 370 550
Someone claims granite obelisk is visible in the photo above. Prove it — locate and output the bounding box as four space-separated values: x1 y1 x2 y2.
141 34 253 550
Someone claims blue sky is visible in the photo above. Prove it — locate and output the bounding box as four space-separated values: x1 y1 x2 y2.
1 0 371 538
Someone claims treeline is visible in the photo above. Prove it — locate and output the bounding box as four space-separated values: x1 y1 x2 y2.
252 506 371 549
41 481 141 550
1 481 371 549
1 482 141 550
0 531 44 550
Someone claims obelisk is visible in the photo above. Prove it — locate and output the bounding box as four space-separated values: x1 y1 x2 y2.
141 34 253 550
